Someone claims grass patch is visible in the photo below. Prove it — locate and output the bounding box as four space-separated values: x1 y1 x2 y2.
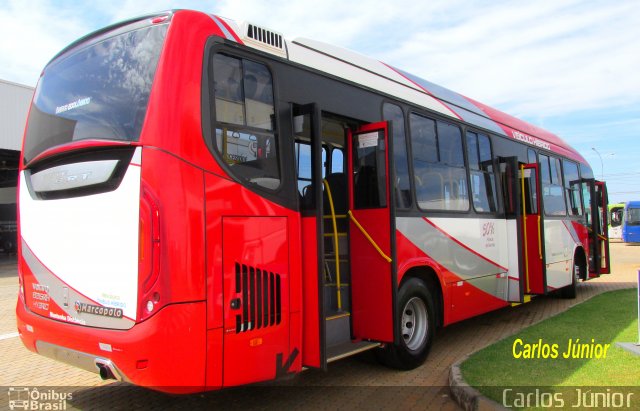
461 289 640 405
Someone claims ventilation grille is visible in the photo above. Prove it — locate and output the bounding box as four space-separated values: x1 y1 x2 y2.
246 24 283 49
235 262 281 333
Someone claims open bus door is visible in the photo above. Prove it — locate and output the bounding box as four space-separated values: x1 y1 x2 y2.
519 163 546 294
347 122 396 343
591 180 611 275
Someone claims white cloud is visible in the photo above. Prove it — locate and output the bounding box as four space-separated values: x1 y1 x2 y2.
0 0 91 86
375 1 640 118
0 0 211 86
214 0 640 119
1 0 638 121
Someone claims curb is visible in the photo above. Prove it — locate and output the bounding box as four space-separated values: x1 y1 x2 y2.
448 355 508 411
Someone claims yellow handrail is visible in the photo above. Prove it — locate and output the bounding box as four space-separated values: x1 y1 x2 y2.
323 179 342 310
538 215 542 259
347 210 392 263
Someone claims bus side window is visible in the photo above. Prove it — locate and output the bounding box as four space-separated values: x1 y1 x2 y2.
563 159 582 216
383 103 411 209
410 113 468 212
539 154 566 216
467 131 498 213
212 54 280 190
353 131 387 209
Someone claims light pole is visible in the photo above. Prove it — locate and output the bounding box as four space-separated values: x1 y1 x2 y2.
591 147 604 180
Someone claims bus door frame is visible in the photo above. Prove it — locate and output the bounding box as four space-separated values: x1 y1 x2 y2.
588 179 611 275
346 121 398 344
294 103 327 369
499 156 525 302
519 162 547 295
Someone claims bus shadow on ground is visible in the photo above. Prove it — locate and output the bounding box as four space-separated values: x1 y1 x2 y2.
67 379 450 410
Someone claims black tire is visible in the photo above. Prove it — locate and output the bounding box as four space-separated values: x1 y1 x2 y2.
560 259 579 299
376 278 435 370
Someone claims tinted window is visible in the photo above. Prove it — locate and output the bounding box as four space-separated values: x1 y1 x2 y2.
467 135 479 169
627 207 640 225
479 135 492 167
437 121 464 167
523 166 539 215
539 154 566 216
409 114 437 163
383 103 411 208
213 54 280 190
580 164 594 226
540 155 551 185
549 156 562 185
411 113 468 211
353 130 386 209
563 160 582 216
467 132 498 213
23 24 167 164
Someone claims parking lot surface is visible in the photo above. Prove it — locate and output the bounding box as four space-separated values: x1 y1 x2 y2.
1 242 638 410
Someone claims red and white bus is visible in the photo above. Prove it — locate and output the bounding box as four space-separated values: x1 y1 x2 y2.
16 10 610 392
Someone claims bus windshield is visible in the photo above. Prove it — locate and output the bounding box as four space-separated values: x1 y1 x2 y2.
22 24 167 164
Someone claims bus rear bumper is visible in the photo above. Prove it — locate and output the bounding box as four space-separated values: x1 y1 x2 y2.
16 299 207 393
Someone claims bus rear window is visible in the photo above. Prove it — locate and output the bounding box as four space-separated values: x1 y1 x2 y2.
23 24 167 164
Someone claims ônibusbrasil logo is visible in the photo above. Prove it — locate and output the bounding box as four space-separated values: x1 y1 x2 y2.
8 387 72 410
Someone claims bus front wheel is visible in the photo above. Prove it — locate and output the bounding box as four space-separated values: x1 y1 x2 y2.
376 278 435 370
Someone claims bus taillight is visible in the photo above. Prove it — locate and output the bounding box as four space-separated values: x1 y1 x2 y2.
138 184 161 321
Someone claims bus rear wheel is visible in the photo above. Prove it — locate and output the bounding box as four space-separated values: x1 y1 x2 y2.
376 278 435 370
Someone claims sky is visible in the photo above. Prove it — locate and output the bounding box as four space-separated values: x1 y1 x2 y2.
0 0 638 203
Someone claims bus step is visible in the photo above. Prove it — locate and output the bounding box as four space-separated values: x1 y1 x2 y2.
325 312 350 347
326 341 382 363
510 294 532 307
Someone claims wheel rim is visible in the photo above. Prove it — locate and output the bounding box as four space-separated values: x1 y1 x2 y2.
401 296 428 352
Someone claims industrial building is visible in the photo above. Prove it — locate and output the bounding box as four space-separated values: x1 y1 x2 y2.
0 79 33 254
